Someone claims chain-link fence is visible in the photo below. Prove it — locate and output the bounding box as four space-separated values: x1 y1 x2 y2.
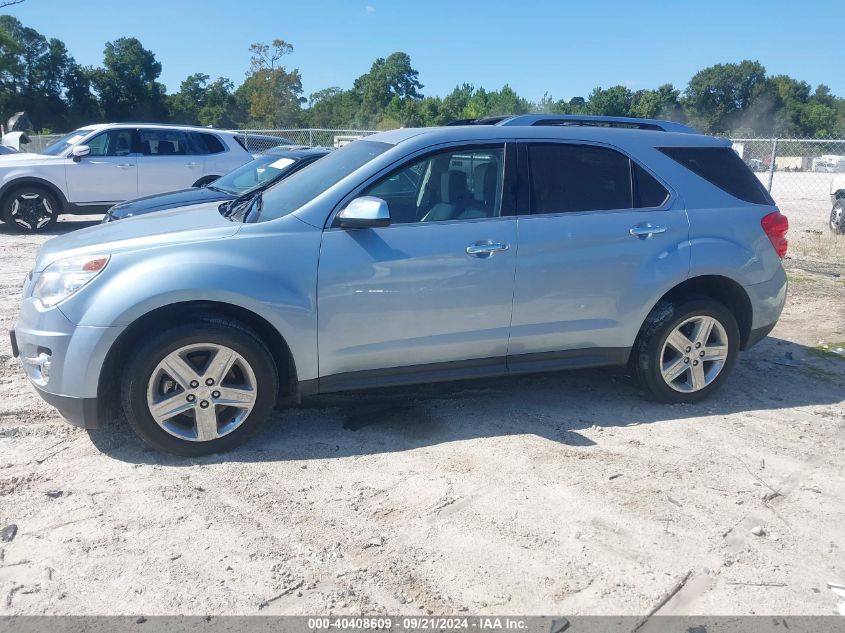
230 128 377 152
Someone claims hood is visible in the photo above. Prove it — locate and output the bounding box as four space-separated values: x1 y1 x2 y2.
106 187 234 220
0 152 54 167
34 200 240 271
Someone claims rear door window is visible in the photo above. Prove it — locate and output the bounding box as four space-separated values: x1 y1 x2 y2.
191 132 226 155
139 129 191 156
527 144 632 213
633 163 669 208
658 146 774 205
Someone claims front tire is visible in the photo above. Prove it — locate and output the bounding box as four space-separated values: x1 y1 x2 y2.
2 186 60 232
830 200 845 235
121 319 278 456
631 298 740 403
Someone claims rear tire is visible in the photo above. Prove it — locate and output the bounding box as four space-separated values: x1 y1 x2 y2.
121 318 278 456
192 176 220 188
631 298 740 403
2 185 60 232
830 200 845 235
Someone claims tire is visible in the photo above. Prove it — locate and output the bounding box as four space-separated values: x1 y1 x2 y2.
631 297 740 404
830 200 845 235
192 176 220 188
2 185 60 232
121 318 278 456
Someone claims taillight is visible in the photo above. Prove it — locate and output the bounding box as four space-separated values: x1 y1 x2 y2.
761 211 788 259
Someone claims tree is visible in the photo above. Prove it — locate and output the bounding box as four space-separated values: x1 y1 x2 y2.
169 73 239 127
234 39 304 127
683 60 768 133
90 37 168 121
353 52 423 126
586 85 633 116
629 84 685 121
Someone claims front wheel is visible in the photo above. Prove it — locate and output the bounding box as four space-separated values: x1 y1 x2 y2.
2 186 60 232
121 319 278 456
830 200 845 235
631 298 740 403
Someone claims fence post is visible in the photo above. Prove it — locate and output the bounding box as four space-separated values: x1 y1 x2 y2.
308 129 313 147
766 138 778 193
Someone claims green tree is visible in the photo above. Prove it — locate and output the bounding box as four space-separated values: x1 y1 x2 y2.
352 51 423 126
587 85 633 116
169 73 239 127
234 39 304 127
630 84 684 121
90 37 168 121
683 60 768 133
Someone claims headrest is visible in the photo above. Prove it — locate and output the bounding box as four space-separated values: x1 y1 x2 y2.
441 170 468 204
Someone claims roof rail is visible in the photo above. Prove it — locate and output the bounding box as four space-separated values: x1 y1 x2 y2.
446 114 697 134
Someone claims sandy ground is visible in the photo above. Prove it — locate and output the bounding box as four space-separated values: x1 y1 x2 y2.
0 196 843 617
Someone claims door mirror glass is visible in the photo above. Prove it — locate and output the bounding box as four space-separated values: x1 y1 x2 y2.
337 196 391 229
71 145 90 160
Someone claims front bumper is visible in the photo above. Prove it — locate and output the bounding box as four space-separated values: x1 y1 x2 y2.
33 385 99 428
13 298 124 430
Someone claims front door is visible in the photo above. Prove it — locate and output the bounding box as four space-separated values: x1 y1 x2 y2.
317 144 518 387
508 141 691 369
64 128 137 204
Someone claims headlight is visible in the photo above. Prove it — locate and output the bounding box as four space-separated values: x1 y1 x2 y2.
31 254 110 308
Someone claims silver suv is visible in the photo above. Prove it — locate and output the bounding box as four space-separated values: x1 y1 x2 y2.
0 123 289 232
12 115 789 455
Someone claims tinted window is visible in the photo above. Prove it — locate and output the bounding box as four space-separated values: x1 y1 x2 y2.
256 140 391 222
84 129 134 157
364 147 504 224
633 163 669 207
192 132 225 155
658 146 774 205
528 144 631 213
139 129 191 156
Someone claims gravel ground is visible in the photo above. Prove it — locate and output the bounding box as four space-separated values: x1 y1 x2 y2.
0 200 843 616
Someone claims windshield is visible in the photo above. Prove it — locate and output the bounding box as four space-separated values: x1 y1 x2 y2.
211 154 305 195
40 129 91 156
254 140 392 222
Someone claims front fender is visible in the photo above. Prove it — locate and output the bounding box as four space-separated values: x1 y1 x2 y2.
58 223 322 381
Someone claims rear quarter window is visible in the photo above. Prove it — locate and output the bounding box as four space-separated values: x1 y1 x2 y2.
659 146 774 206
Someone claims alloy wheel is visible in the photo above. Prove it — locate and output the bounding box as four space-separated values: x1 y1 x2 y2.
145 343 258 442
10 192 55 230
659 315 729 393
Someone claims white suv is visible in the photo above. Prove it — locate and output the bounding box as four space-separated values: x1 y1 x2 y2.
0 123 257 232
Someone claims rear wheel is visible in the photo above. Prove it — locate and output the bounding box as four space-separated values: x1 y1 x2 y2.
192 176 220 188
830 200 845 235
2 186 60 232
631 298 739 403
121 319 278 456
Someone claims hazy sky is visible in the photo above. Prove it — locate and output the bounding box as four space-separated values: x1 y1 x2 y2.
8 0 844 100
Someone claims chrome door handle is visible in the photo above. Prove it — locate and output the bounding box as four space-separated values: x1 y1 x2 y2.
117 163 135 169
629 224 667 238
466 241 510 257
185 162 199 168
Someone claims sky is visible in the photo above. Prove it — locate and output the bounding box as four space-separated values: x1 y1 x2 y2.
7 0 845 101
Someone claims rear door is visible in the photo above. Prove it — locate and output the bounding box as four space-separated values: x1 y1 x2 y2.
507 141 690 370
136 128 201 195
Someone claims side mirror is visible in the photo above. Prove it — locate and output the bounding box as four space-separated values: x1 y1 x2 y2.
71 145 90 161
337 196 390 229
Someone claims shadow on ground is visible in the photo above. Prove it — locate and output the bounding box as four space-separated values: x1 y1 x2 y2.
87 335 845 466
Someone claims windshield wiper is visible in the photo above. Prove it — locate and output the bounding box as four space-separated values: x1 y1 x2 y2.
220 190 262 223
